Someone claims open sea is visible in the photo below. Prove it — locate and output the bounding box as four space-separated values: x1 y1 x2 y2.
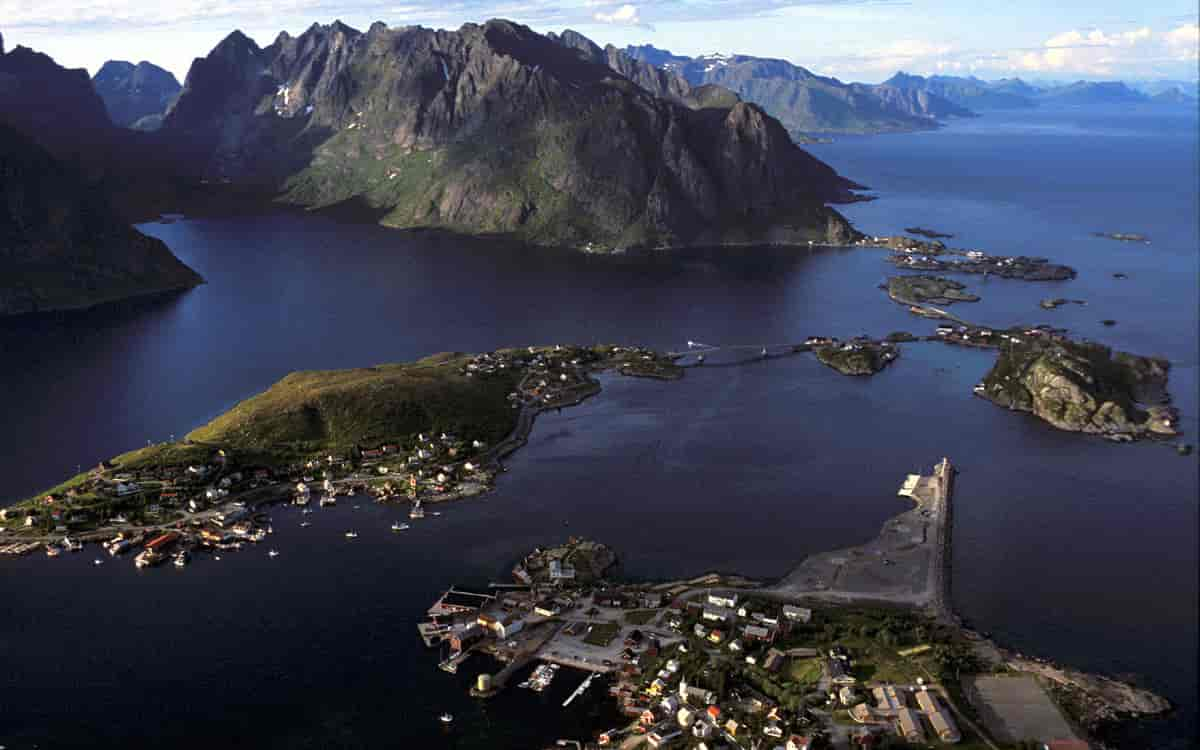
1 104 1196 748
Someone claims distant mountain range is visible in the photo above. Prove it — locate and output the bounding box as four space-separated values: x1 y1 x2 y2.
92 60 181 131
622 44 1196 137
623 45 974 138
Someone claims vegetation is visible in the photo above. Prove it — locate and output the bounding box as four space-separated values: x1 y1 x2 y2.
584 621 621 647
187 354 520 458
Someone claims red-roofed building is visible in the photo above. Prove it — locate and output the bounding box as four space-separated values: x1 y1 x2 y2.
1047 741 1090 750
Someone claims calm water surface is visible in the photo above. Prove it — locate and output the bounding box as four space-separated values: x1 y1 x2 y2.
1 105 1195 748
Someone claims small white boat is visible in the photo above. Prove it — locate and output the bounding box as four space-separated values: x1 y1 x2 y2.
300 521 312 528
319 494 336 507
268 549 280 558
439 713 453 724
93 558 104 566
345 531 358 539
173 551 189 568
391 522 410 532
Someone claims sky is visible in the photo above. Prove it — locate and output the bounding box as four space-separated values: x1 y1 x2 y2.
1 0 1197 85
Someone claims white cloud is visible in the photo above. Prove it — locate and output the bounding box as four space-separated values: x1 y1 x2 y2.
1012 24 1199 75
592 3 642 26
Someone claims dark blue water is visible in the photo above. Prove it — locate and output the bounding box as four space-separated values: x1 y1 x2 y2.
1 104 1196 748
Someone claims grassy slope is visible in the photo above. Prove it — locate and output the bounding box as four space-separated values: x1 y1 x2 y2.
187 353 520 455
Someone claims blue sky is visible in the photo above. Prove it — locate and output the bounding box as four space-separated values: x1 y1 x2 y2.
2 0 1197 84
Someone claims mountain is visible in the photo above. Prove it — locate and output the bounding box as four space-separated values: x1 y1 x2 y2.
92 60 182 130
623 46 973 138
882 72 1037 109
1151 86 1197 105
158 20 860 250
1036 81 1148 105
0 43 117 160
0 123 202 316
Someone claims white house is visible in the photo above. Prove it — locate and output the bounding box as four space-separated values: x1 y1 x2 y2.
783 605 812 623
707 593 737 609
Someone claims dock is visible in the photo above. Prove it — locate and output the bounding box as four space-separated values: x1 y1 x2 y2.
562 671 597 707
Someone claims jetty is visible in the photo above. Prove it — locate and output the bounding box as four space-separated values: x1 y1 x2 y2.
562 671 597 707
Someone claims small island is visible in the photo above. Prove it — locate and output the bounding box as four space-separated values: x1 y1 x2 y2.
904 226 954 239
974 336 1177 441
1093 231 1150 243
1040 297 1087 310
885 275 980 305
812 338 900 376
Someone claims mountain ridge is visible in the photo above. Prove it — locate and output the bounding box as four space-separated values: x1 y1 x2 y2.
157 20 862 251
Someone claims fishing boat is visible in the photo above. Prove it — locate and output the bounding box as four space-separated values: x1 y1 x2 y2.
391 522 410 532
409 500 426 520
300 521 312 528
173 550 190 568
319 494 336 507
93 558 104 566
344 531 358 539
268 549 280 558
439 713 454 724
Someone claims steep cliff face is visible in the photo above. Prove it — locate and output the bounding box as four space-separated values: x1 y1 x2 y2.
159 20 860 249
92 60 182 129
978 338 1176 440
0 45 116 158
0 124 202 316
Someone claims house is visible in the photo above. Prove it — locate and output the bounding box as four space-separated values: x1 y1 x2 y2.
640 592 663 609
494 615 524 639
1046 741 1091 750
707 593 738 609
676 707 696 727
896 708 926 743
660 695 680 714
724 719 740 737
692 721 713 739
450 624 485 652
640 709 657 724
916 690 960 743
534 602 559 618
743 624 775 643
705 705 721 722
702 605 734 623
764 723 784 738
783 605 812 623
873 685 905 712
707 629 724 644
548 559 575 581
787 736 813 750
693 624 708 638
839 686 859 705
647 730 681 748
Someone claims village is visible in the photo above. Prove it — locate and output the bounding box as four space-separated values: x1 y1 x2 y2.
416 531 1101 750
0 344 682 564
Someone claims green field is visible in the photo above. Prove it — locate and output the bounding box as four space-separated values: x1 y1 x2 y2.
584 622 621 647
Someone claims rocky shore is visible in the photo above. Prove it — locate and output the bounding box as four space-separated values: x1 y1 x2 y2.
885 274 980 305
976 337 1177 440
813 339 900 376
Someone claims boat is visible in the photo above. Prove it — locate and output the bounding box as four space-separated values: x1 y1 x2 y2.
300 521 312 528
173 550 189 568
93 558 104 566
409 500 426 520
301 508 313 515
319 494 336 507
63 536 83 552
439 713 454 724
268 549 280 558
135 549 163 569
45 544 61 558
391 522 410 532
345 531 358 539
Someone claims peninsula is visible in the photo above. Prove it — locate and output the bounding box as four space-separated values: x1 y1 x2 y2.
418 460 1171 749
